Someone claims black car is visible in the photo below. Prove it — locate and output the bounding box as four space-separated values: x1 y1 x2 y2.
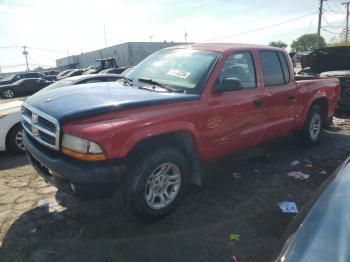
275 156 350 261
0 72 49 86
0 78 52 98
297 46 350 110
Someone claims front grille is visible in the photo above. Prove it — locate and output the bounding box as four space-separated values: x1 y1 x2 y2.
21 103 60 150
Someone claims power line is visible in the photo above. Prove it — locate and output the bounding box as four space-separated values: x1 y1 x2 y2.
322 27 343 33
28 46 67 53
0 45 22 49
199 11 317 42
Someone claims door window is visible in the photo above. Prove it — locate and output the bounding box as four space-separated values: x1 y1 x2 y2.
278 52 290 83
218 51 256 89
259 51 285 86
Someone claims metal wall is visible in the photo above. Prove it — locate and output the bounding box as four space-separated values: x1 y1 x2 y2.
55 42 188 69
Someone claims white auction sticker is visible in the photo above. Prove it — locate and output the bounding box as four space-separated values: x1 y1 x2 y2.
167 69 191 79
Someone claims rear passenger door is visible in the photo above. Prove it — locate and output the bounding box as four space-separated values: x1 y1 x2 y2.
258 50 296 140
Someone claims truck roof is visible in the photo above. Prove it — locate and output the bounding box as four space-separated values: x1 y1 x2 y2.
167 43 282 53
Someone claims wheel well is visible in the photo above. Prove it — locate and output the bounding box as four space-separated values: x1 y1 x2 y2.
127 131 197 162
5 122 21 148
126 131 203 186
310 98 328 121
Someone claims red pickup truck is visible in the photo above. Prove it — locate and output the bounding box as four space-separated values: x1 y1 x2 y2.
21 44 340 220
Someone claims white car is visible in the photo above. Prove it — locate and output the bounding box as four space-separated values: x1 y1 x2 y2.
0 100 24 153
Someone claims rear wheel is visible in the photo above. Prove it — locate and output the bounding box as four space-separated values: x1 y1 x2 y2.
1 89 15 99
299 105 324 144
7 124 25 154
125 147 189 220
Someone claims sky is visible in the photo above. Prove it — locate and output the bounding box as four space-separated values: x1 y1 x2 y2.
0 0 347 73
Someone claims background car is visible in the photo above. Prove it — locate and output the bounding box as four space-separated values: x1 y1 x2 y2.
0 72 51 86
0 100 24 153
0 78 52 98
38 73 123 92
58 69 86 79
56 69 74 80
99 67 130 75
297 46 350 111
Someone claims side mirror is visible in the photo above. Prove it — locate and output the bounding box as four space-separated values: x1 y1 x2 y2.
213 77 243 93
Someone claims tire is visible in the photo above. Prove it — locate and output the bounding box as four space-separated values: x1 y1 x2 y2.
7 124 25 154
299 105 324 144
1 89 15 99
125 147 189 220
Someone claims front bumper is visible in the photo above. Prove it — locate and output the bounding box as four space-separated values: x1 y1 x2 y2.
23 132 126 196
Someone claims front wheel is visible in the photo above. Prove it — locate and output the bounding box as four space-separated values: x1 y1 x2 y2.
299 105 324 144
1 89 15 99
125 147 189 220
7 124 25 154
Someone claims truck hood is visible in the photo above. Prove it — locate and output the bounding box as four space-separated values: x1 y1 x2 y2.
303 46 350 74
25 82 200 123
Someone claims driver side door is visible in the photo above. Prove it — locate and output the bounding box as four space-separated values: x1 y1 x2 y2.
201 51 265 159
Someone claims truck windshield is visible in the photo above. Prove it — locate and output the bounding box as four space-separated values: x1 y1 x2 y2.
126 48 220 92
93 61 103 70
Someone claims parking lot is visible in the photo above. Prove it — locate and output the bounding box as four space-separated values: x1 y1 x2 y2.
0 98 349 261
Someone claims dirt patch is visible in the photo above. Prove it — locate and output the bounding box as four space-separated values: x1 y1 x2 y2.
0 115 349 262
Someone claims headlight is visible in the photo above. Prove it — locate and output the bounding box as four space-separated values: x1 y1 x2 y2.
62 134 106 161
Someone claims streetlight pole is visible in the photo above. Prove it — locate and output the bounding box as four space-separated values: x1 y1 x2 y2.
22 46 29 71
343 2 350 45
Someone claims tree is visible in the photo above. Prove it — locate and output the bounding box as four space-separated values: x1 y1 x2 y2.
269 41 288 49
291 34 326 52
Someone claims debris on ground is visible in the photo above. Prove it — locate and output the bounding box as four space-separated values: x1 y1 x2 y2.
278 201 299 214
290 160 300 167
287 171 310 180
333 117 346 126
317 169 328 176
304 163 314 169
229 234 240 241
304 159 313 165
232 172 242 179
253 169 261 175
30 228 38 234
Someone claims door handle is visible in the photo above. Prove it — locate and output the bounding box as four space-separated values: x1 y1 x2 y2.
253 98 263 107
288 94 296 101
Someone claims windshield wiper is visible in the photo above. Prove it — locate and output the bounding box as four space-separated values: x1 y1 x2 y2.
137 78 175 92
119 76 134 86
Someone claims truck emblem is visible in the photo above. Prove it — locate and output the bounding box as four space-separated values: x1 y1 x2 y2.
32 113 39 123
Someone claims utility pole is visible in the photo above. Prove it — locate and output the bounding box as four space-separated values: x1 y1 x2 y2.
149 35 153 42
103 24 107 48
343 2 350 45
22 46 29 71
317 0 326 48
185 32 188 43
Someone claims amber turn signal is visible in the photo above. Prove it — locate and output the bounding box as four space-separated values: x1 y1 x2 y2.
62 148 107 161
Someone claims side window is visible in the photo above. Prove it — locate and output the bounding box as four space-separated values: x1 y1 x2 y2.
218 51 256 89
278 52 290 83
14 74 21 80
259 51 285 86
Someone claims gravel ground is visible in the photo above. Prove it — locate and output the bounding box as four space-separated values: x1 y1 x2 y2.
0 96 349 261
